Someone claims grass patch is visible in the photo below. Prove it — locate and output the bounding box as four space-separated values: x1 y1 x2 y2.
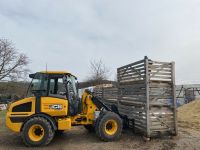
0 110 7 133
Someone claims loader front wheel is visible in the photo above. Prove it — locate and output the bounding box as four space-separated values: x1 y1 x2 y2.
95 112 122 141
21 117 55 147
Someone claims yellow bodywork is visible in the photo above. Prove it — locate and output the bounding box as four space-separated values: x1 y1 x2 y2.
104 119 118 136
40 97 68 116
39 71 76 78
6 90 98 133
71 91 98 125
28 124 45 142
58 118 71 130
6 97 36 132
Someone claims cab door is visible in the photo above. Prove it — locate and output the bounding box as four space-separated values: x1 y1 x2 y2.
66 75 81 116
41 77 68 116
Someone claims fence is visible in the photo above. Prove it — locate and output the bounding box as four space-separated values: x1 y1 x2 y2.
93 87 118 106
176 85 200 105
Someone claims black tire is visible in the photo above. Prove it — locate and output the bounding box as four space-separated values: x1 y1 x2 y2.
21 117 55 147
95 111 107 128
84 125 95 132
95 111 122 141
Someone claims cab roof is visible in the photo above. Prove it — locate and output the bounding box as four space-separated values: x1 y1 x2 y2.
29 71 77 78
39 71 72 75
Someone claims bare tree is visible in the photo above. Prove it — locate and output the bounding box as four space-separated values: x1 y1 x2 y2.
86 59 110 84
0 39 29 81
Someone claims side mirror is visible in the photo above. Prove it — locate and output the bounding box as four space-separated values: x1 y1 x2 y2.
76 81 79 89
29 73 35 78
76 81 79 96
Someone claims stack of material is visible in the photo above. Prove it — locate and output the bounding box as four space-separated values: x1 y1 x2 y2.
178 99 200 130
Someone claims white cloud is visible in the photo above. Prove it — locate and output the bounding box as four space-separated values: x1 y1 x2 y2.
0 0 200 83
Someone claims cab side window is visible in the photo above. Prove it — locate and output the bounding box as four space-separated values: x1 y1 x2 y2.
57 78 66 95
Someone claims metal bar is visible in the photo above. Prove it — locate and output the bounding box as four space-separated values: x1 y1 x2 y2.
177 85 184 99
172 62 178 135
117 59 144 70
145 57 150 137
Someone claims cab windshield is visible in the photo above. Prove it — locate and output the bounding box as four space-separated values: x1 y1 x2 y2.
27 73 48 97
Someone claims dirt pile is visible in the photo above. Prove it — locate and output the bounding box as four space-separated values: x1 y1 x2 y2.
178 99 200 130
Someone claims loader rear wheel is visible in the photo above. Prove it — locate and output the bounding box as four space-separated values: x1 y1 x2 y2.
21 117 55 147
95 112 122 141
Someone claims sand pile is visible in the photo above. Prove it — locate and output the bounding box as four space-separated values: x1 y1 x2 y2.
178 99 200 130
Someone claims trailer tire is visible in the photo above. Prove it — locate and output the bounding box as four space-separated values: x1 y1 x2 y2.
21 117 55 147
95 112 122 141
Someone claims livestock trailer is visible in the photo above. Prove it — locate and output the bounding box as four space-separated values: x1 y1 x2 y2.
94 57 177 138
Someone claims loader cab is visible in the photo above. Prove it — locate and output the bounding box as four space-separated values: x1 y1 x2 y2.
27 71 80 115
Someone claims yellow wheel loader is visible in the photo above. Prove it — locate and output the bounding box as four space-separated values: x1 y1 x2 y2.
6 71 122 146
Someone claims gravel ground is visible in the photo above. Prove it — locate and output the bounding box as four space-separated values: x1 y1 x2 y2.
0 111 200 150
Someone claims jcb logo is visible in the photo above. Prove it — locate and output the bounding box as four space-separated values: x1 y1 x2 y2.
49 104 62 110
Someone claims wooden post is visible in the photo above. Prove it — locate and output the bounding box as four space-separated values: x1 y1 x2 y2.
171 62 178 135
102 87 104 99
117 68 120 108
145 57 150 137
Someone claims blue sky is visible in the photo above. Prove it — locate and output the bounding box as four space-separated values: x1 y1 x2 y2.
0 0 200 83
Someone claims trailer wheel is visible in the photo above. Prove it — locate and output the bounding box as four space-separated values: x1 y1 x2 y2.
21 117 55 147
95 112 122 141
